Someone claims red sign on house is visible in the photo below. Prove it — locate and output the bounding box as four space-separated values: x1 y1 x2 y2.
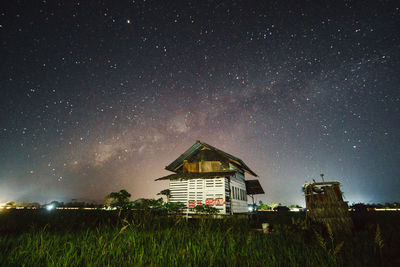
188 199 226 207
205 198 225 206
188 200 202 208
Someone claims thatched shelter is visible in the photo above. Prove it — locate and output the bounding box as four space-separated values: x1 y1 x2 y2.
304 180 353 233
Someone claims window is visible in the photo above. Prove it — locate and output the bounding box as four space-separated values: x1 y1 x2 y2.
232 187 248 200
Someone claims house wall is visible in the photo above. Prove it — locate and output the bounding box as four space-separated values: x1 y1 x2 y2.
169 177 227 214
229 172 248 213
169 172 249 215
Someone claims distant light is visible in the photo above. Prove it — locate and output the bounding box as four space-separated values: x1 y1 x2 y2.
126 19 131 24
46 204 55 211
375 208 400 211
248 206 253 212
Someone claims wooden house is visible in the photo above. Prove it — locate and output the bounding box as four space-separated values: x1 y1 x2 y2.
156 140 264 214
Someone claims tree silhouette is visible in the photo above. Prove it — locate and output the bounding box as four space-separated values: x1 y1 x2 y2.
157 189 171 202
106 189 132 209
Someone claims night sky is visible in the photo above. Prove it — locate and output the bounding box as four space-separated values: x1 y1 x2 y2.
1 0 399 205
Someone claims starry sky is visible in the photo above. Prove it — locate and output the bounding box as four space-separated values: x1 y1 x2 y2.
1 0 399 205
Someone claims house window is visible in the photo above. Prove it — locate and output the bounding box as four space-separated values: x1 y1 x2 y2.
232 186 247 200
234 188 246 201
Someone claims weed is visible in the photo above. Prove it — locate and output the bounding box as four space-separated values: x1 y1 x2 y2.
313 223 344 265
0 210 399 266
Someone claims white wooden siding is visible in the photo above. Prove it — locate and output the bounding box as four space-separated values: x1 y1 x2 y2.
169 172 250 215
229 172 248 213
169 178 227 214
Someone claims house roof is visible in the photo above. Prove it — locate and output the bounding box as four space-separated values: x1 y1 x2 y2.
165 140 258 176
155 171 236 181
245 180 265 195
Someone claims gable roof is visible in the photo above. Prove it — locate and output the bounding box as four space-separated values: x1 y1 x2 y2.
165 140 258 177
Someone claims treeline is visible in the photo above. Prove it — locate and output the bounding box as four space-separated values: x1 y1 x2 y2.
350 202 400 211
0 201 102 209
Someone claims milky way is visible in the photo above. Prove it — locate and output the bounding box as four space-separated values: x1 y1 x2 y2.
1 1 399 205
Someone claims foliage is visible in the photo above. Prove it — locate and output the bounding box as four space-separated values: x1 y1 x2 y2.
157 189 171 202
191 204 219 215
5 202 16 208
374 224 384 265
166 202 185 214
105 189 132 210
258 201 269 210
268 202 279 209
133 198 164 211
313 224 345 258
49 201 62 207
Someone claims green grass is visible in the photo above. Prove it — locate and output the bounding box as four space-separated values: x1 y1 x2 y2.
1 210 400 266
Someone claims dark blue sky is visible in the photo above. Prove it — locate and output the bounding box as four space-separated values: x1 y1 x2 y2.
0 0 399 205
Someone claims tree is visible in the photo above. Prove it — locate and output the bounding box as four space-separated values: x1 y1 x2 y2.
4 201 16 209
134 198 164 211
268 203 279 209
49 200 61 207
157 189 171 202
258 200 269 210
106 189 132 210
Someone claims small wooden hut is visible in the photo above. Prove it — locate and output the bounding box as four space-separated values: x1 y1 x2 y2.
304 177 353 232
155 140 264 214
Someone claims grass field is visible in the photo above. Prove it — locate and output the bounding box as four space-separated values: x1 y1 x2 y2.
1 210 399 266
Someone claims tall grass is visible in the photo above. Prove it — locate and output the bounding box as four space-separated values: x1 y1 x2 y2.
1 211 400 266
